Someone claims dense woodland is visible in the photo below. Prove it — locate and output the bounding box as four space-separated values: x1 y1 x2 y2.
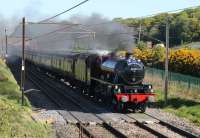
114 7 200 47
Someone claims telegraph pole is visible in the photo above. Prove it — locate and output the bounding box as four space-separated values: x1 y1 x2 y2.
5 28 7 58
138 21 142 42
21 17 25 106
164 18 169 105
1 35 3 58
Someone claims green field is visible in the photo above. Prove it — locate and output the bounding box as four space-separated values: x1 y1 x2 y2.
155 90 200 125
173 42 200 49
0 59 52 138
145 68 200 126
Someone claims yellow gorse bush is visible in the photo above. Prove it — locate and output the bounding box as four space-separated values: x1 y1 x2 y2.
133 47 200 76
169 49 200 74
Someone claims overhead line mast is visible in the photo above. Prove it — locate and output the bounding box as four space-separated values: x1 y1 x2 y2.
21 17 25 106
5 28 7 58
164 18 170 105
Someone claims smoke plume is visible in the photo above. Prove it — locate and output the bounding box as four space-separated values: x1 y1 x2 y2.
9 13 136 54
69 13 135 51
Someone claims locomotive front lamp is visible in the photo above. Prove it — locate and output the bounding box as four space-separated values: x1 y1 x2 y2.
121 96 128 102
148 96 155 103
118 88 121 93
148 85 152 89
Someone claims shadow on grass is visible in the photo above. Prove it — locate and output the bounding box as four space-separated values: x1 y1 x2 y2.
155 97 200 109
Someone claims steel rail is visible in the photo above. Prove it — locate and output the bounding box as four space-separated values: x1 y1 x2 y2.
32 69 127 138
126 114 168 138
145 113 199 138
28 69 96 138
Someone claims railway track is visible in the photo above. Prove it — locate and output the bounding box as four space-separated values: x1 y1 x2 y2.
45 72 199 137
27 65 199 138
144 113 200 138
126 113 199 138
28 68 127 138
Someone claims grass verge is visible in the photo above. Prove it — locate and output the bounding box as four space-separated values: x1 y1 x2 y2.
155 89 200 126
145 68 200 126
0 59 53 138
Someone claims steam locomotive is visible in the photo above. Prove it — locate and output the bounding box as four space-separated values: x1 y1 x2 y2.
25 50 155 112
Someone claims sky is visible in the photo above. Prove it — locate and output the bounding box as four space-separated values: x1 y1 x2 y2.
0 0 200 21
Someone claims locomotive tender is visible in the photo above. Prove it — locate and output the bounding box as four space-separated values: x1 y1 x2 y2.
25 50 155 112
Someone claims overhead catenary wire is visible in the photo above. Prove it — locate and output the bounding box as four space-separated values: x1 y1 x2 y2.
25 32 141 48
8 27 164 47
9 4 198 47
38 0 89 23
12 4 200 28
12 3 196 42
7 0 90 46
20 31 134 44
140 5 200 18
8 22 165 48
8 23 94 46
8 31 135 49
141 33 164 43
15 4 191 47
8 23 80 45
26 22 79 25
9 0 90 44
68 5 200 30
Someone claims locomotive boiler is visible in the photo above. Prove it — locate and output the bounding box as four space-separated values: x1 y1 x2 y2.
100 56 145 85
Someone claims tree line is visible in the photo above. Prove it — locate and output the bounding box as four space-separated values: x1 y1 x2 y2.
114 7 200 47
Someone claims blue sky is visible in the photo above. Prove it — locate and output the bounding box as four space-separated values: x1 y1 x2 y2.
1 0 200 20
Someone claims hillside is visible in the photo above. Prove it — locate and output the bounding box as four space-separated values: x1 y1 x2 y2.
114 6 200 47
0 59 52 138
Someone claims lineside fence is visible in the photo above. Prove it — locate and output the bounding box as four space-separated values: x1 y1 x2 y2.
144 67 200 100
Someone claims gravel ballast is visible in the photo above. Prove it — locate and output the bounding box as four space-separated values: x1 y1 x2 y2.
147 108 200 137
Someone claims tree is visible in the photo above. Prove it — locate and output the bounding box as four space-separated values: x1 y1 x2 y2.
115 7 200 47
136 41 147 51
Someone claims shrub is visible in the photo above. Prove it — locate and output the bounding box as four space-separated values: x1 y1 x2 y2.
133 47 200 76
